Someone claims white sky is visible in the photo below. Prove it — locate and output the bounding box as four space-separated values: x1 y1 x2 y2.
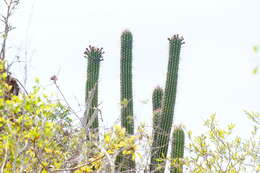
4 0 260 137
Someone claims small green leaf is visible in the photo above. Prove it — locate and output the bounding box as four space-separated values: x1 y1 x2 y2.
1 33 7 39
140 99 149 104
253 45 260 53
34 77 40 84
252 66 258 75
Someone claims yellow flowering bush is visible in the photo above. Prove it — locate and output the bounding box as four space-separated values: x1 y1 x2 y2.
184 114 260 173
0 59 259 173
0 61 72 172
0 60 140 172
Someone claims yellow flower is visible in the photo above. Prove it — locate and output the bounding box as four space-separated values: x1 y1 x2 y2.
104 134 111 144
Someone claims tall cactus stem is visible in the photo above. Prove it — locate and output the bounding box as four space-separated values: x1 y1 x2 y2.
120 30 134 134
116 30 135 172
151 35 184 173
152 86 164 133
150 86 164 170
84 45 104 138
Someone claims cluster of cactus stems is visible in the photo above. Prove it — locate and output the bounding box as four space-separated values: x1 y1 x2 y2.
150 35 184 173
84 45 104 137
170 127 185 173
84 31 185 173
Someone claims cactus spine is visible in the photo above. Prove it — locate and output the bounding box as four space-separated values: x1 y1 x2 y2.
170 127 185 173
84 46 104 137
117 30 135 172
151 35 184 173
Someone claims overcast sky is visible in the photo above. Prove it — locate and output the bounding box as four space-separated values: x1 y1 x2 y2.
4 0 260 136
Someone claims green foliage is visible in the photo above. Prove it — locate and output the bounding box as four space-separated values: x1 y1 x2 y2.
253 45 260 53
244 110 260 125
0 59 140 172
185 114 260 173
84 46 104 136
252 66 258 75
252 44 260 74
0 61 72 172
151 35 184 173
170 126 185 173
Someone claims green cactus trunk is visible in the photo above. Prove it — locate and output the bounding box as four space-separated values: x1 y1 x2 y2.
152 86 164 131
120 30 134 134
150 87 164 170
170 127 185 173
150 35 184 173
84 46 104 139
116 30 135 172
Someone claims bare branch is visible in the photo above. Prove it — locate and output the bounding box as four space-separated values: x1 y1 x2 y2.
0 0 20 60
52 154 105 172
0 142 8 173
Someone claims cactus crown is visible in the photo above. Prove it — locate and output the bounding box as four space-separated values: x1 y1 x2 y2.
121 31 133 52
121 30 133 39
167 35 185 45
173 124 184 130
84 45 104 61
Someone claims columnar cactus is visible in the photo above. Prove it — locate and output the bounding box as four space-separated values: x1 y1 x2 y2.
84 46 104 137
151 35 184 173
150 86 164 170
170 127 185 173
152 86 164 133
82 32 184 173
116 30 135 172
120 30 134 134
